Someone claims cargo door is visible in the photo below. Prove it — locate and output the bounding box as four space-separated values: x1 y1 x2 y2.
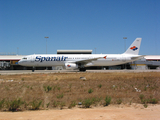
31 56 35 62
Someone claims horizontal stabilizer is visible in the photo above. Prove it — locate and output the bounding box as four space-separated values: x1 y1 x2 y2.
131 55 145 60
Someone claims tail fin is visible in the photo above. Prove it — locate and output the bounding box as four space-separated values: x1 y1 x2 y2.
123 38 142 55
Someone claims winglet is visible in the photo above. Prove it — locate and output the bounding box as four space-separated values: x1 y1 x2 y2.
103 56 107 59
123 38 142 55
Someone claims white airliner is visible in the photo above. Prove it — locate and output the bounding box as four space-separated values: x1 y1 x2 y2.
18 38 143 71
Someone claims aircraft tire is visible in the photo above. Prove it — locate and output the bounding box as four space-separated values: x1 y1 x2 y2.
32 67 35 72
79 68 86 72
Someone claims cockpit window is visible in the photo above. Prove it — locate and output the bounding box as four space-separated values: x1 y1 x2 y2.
22 57 27 60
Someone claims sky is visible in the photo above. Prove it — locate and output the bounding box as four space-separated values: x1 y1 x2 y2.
0 0 160 55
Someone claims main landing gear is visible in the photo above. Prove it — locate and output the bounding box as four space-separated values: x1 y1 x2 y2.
79 68 86 72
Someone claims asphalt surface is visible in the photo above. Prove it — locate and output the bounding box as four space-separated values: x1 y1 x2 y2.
0 69 160 75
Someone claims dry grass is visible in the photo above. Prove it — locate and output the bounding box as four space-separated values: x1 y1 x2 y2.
0 72 160 110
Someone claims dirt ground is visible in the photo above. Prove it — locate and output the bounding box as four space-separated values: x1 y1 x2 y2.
0 72 160 120
0 104 160 120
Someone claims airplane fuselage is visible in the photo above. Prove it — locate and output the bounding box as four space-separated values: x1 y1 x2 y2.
18 38 143 71
18 54 140 67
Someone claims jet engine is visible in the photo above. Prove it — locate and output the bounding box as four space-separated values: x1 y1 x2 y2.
65 63 78 70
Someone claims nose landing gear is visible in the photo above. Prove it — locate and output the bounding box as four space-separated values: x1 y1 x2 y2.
32 67 35 72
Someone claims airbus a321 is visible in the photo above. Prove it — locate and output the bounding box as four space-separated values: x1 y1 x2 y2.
18 38 143 71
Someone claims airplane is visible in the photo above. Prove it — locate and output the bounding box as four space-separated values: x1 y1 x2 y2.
18 38 144 72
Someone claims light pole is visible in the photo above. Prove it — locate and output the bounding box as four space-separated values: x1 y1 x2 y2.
44 37 49 54
17 47 19 55
123 37 127 52
123 37 127 69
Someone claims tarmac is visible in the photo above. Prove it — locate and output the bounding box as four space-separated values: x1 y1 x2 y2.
0 69 160 75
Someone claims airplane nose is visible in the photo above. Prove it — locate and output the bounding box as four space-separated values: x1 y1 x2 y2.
18 60 22 65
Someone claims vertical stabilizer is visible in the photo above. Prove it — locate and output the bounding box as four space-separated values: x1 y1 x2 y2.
123 38 142 55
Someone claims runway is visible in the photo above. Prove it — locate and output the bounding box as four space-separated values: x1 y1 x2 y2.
0 69 160 75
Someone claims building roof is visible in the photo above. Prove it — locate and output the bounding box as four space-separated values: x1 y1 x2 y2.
144 55 160 60
57 50 92 54
0 55 24 61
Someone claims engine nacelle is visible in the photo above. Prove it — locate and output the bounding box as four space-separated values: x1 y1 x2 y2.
65 63 78 70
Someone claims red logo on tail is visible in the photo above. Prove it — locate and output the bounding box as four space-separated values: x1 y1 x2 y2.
130 46 138 51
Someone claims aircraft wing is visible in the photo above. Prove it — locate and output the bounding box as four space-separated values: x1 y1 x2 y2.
131 55 145 60
75 56 107 64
